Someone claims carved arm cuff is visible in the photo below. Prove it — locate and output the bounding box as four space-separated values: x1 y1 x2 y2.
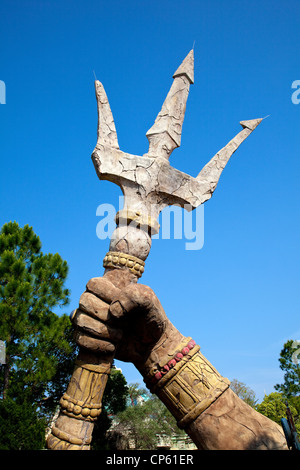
144 338 230 429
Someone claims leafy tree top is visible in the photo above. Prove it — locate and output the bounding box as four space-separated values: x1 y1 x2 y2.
0 221 71 403
275 340 300 398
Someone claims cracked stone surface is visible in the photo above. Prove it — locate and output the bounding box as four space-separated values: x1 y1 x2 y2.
92 49 263 259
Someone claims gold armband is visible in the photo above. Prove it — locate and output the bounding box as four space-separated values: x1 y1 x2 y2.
145 338 230 429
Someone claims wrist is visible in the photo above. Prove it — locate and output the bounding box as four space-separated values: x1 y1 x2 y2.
136 323 184 377
138 328 230 430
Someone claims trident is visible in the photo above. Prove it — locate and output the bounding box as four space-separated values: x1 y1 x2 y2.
47 50 262 449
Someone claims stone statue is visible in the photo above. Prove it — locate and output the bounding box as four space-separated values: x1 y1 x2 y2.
46 50 288 450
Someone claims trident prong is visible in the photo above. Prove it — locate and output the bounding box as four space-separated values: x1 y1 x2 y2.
92 49 263 230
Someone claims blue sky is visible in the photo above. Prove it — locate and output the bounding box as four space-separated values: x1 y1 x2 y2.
0 0 299 402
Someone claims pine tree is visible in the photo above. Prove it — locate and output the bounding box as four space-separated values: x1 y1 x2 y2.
0 221 75 448
273 339 300 434
275 340 300 398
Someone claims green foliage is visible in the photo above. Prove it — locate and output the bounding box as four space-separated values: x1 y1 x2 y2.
0 222 70 348
9 314 77 417
0 221 76 448
256 392 290 424
255 392 300 434
230 379 257 407
256 340 300 436
275 340 300 398
111 384 185 450
0 221 72 400
0 397 46 450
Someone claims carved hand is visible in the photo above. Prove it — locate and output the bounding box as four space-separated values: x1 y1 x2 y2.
72 277 184 373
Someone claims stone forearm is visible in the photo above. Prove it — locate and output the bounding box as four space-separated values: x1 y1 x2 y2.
185 388 288 450
139 333 288 450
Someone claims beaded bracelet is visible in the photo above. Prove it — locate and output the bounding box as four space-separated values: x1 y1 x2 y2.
144 337 197 390
153 339 196 382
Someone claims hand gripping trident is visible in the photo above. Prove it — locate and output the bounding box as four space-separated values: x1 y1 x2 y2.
47 50 262 449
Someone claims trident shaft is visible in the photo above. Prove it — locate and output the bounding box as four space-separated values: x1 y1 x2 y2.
47 50 262 450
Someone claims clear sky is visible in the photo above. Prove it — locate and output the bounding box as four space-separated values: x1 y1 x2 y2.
0 0 299 402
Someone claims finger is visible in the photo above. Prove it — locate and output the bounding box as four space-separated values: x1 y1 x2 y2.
74 330 116 355
79 292 110 322
86 277 121 304
73 309 123 343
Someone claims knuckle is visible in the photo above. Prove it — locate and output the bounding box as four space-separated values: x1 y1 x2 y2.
109 300 125 318
74 331 116 355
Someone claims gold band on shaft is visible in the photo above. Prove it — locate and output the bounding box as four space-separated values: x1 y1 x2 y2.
115 209 160 235
103 251 145 278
